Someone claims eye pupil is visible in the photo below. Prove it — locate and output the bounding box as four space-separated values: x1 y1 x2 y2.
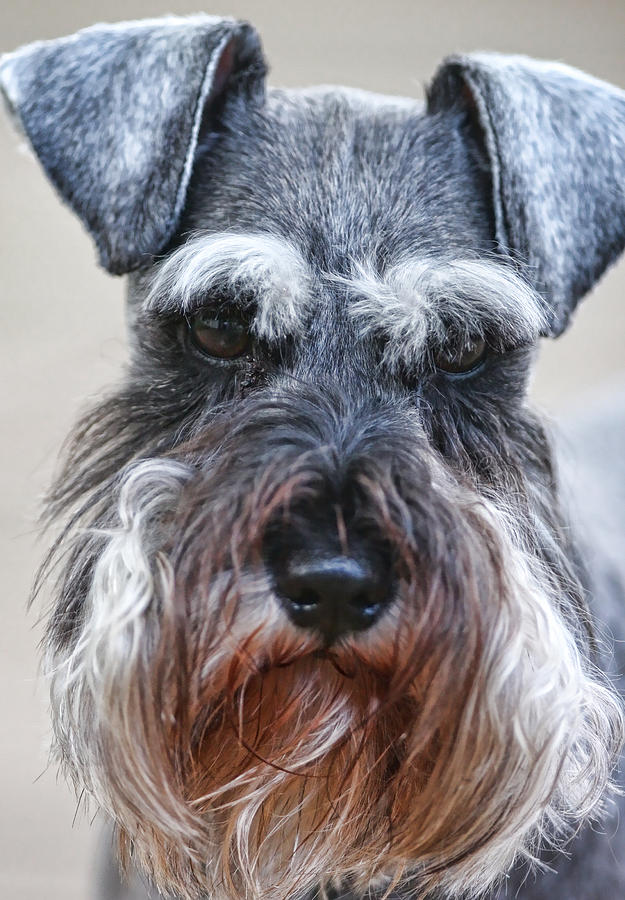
435 337 487 375
190 314 251 359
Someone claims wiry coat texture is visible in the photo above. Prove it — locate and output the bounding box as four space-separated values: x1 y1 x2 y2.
2 14 625 900
0 16 265 272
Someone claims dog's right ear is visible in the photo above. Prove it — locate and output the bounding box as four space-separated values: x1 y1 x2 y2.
428 54 625 336
0 16 266 274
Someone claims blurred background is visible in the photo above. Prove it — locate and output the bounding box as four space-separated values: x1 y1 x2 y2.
1 1 624 897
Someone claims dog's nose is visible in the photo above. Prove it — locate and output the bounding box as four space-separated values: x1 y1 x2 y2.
274 556 389 639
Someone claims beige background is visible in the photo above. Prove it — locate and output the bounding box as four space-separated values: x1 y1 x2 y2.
1 2 624 897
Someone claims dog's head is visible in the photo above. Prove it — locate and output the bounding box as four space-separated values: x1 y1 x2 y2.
3 16 625 900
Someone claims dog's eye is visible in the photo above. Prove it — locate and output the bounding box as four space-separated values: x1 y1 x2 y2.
435 337 487 375
189 312 251 359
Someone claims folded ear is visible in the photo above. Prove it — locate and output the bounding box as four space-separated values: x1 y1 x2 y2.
428 54 625 335
0 15 266 274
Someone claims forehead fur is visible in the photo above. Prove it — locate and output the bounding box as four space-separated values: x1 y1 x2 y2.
181 84 497 272
146 88 539 364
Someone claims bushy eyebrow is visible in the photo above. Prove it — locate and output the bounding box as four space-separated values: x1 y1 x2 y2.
145 232 312 340
329 257 548 369
146 237 546 366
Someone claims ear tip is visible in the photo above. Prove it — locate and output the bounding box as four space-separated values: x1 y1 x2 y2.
0 50 24 110
431 51 625 102
0 50 30 133
1 38 57 122
0 16 265 112
428 52 525 99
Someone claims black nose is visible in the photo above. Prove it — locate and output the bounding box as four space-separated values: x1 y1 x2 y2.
274 555 390 640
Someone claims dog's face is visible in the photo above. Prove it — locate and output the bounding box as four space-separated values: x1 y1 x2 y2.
3 16 625 900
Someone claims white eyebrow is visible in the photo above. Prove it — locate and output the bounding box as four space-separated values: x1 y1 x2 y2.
330 257 548 369
145 232 312 340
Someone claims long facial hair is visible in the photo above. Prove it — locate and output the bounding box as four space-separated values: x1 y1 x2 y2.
39 385 623 900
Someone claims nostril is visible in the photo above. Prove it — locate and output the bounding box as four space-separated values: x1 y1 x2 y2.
286 584 322 611
350 590 381 615
273 555 391 638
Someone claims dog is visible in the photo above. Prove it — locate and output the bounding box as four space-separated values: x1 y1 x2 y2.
2 14 625 900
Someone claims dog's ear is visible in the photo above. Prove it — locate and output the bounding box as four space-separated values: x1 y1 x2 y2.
0 16 266 274
428 54 625 335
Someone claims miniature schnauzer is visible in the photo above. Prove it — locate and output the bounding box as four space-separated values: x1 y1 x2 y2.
2 14 625 900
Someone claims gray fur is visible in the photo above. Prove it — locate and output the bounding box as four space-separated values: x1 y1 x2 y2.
0 15 265 273
428 54 625 335
2 15 625 900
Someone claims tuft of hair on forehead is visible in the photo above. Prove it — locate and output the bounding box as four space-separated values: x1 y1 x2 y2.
331 256 549 371
145 232 312 340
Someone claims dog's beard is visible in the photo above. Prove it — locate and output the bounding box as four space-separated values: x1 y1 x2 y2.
44 431 623 900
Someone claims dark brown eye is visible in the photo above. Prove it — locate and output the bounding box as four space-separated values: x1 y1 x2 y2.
189 312 251 359
435 337 487 375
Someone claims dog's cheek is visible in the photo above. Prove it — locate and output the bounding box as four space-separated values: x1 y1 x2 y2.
420 359 541 485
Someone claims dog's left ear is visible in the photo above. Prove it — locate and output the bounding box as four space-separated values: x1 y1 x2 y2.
428 54 625 335
0 16 266 274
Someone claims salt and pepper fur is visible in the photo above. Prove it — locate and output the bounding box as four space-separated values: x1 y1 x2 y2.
2 14 625 900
